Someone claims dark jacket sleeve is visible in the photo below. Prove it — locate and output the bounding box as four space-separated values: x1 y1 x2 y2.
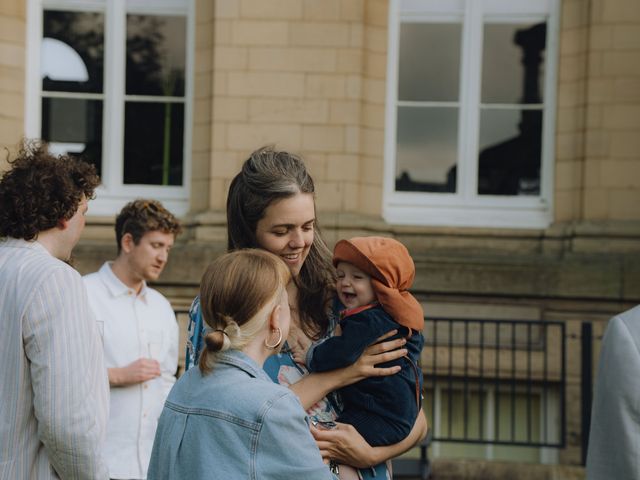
308 309 399 372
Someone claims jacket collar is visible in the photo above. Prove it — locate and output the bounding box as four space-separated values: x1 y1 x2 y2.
217 350 272 381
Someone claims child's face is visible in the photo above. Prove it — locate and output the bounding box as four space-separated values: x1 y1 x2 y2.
335 261 377 310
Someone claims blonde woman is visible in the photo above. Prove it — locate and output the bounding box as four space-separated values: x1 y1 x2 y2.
148 249 337 479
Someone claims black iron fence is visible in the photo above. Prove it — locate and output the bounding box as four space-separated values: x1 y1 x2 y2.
423 317 566 448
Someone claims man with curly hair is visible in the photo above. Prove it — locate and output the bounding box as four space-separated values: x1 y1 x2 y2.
0 140 109 479
83 199 182 480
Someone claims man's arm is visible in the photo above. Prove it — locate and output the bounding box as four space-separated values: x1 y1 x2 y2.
23 266 109 479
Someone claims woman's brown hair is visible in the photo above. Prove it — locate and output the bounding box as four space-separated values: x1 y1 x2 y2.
225 146 335 340
198 249 291 374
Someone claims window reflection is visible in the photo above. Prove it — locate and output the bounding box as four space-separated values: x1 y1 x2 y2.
126 15 186 97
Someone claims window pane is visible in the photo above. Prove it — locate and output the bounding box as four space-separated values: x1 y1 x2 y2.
124 102 184 185
398 23 461 102
42 11 104 93
478 108 542 196
126 15 186 97
482 23 546 104
41 98 103 176
396 106 458 193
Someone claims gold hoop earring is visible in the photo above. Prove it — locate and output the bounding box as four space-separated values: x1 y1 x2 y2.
264 327 283 349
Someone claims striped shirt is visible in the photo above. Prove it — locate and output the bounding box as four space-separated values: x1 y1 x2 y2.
0 238 109 479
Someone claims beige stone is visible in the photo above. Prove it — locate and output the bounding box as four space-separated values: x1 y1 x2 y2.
587 51 603 77
289 22 350 47
213 46 249 70
195 0 213 21
302 125 345 152
302 153 327 181
363 78 385 103
0 65 22 93
0 91 23 114
248 47 337 73
248 98 329 123
555 161 583 190
213 0 240 19
211 150 243 177
611 131 640 158
227 123 302 151
586 104 603 129
336 49 363 74
603 52 640 76
214 19 232 45
558 54 586 83
0 16 23 43
194 47 213 74
599 160 640 188
302 0 341 21
346 75 362 99
602 0 640 23
361 103 385 129
0 43 24 68
589 25 612 51
213 97 249 122
612 25 640 50
554 190 580 222
360 127 384 158
557 81 586 109
358 183 383 216
614 78 640 102
305 74 347 99
583 159 601 188
213 72 228 96
194 71 212 99
0 0 24 17
227 71 305 98
329 99 361 124
602 104 640 129
212 123 227 150
587 78 614 104
239 0 303 20
359 150 383 184
561 0 589 30
192 123 212 152
585 130 611 157
231 20 289 46
555 132 583 160
195 21 214 48
363 51 387 79
584 188 609 220
191 151 212 179
556 106 586 133
364 0 388 28
341 0 364 22
345 125 360 153
0 117 23 147
341 180 361 212
364 25 388 54
609 189 640 220
327 154 359 182
316 181 342 211
350 24 364 49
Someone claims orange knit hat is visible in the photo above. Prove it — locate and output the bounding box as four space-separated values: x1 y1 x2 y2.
333 236 424 331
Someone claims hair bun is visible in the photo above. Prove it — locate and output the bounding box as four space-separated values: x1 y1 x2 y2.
204 330 229 352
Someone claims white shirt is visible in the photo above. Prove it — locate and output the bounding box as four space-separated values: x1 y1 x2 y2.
84 262 178 480
0 238 109 479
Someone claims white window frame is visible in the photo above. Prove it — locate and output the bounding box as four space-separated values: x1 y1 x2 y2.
25 0 195 217
384 0 560 229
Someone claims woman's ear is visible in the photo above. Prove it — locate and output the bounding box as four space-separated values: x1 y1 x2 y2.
268 304 281 330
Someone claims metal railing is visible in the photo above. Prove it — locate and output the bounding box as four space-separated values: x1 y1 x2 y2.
424 317 566 448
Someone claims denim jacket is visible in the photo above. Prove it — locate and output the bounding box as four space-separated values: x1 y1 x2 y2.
148 350 336 480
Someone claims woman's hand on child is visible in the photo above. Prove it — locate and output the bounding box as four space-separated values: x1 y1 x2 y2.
311 422 376 468
344 330 407 384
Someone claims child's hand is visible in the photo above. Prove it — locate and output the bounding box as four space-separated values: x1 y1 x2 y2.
288 330 313 366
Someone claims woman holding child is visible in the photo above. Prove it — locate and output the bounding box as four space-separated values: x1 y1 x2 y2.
185 147 428 478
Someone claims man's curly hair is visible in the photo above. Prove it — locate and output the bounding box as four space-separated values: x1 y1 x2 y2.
115 199 182 253
0 140 100 240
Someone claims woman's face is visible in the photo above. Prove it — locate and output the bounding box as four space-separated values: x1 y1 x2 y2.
255 193 315 277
